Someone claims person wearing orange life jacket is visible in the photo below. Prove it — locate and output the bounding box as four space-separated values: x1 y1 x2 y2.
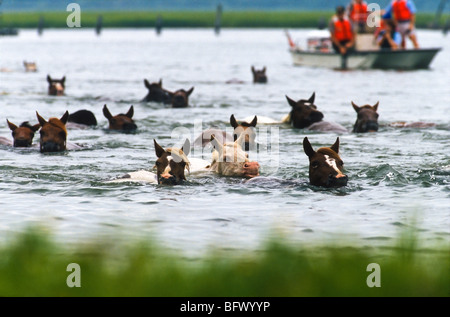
329 6 355 55
383 0 419 48
347 0 369 33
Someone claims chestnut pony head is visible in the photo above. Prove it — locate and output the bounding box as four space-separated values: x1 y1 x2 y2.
286 92 324 129
153 139 191 185
352 101 379 133
36 111 69 153
7 120 40 147
303 137 348 187
230 114 257 151
251 66 267 83
102 105 137 132
209 134 260 178
143 79 173 104
47 75 65 96
171 87 194 108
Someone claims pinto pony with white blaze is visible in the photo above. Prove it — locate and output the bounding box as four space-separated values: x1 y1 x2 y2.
154 139 191 185
303 137 348 187
47 75 65 96
209 134 260 178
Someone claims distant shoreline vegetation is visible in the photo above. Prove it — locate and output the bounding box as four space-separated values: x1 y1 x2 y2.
1 11 448 29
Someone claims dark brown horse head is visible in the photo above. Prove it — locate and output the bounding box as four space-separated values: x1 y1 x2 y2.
251 66 267 83
102 105 137 132
36 111 69 152
286 92 324 129
47 75 65 96
142 79 173 103
7 120 40 147
153 139 190 185
23 61 37 72
230 114 257 151
352 101 379 133
303 137 348 187
171 87 194 108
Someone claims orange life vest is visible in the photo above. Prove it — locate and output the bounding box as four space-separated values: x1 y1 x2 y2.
392 0 412 21
333 17 353 42
350 2 368 23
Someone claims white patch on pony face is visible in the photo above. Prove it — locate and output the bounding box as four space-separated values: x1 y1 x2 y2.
162 156 173 175
304 102 312 106
324 155 340 174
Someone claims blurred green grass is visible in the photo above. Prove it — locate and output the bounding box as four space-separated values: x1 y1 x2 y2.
0 227 448 296
1 11 448 29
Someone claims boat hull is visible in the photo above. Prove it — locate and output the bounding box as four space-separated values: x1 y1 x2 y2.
289 48 441 70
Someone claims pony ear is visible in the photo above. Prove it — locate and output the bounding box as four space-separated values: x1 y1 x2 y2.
230 114 238 128
186 87 194 96
154 139 165 158
210 134 224 155
351 101 360 113
249 116 257 127
60 111 69 125
286 95 297 108
31 123 41 132
61 76 66 84
251 66 255 74
181 138 191 156
262 66 266 73
126 105 134 118
36 112 47 126
47 75 52 83
158 79 162 86
330 137 340 154
144 79 151 89
373 101 379 112
102 104 113 120
6 119 18 131
308 92 316 104
303 137 315 158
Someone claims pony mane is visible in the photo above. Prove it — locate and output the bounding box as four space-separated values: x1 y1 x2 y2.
19 121 34 129
317 148 338 156
166 147 190 171
48 118 67 134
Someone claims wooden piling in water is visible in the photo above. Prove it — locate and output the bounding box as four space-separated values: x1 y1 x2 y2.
215 4 223 35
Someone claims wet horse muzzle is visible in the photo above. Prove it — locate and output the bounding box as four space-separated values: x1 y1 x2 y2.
327 173 348 187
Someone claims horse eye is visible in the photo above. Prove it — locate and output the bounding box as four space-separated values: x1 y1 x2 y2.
155 161 161 166
312 161 320 168
375 113 379 118
339 161 344 166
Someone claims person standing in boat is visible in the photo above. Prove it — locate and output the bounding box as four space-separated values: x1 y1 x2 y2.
329 6 356 55
376 19 402 50
382 0 419 49
347 0 369 33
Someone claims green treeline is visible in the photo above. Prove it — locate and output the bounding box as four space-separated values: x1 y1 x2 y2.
1 11 448 29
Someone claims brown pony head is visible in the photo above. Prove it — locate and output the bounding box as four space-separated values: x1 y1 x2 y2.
36 111 69 152
142 79 173 104
251 66 267 83
153 139 190 185
7 120 40 147
102 105 137 132
303 137 348 187
171 87 194 108
47 75 65 96
286 92 324 129
230 114 257 151
352 101 379 133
